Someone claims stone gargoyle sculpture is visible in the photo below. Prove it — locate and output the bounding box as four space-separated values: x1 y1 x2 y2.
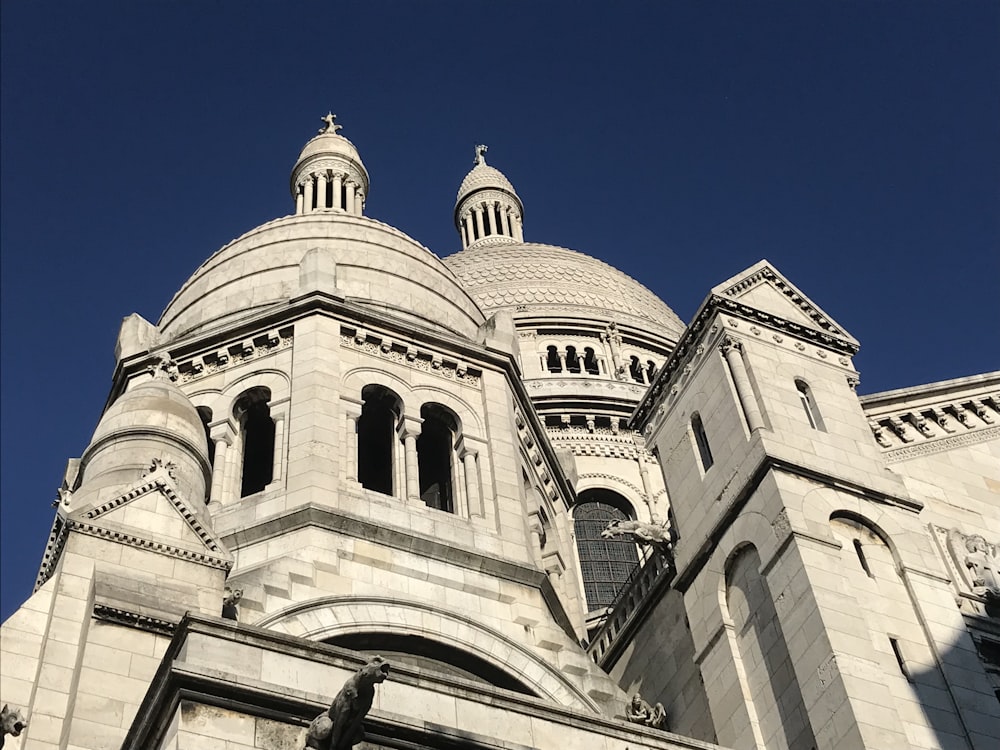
601 519 673 554
221 587 243 620
304 656 390 750
1 704 28 748
626 692 667 730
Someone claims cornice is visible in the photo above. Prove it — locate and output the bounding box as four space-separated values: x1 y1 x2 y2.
340 325 482 387
92 604 177 636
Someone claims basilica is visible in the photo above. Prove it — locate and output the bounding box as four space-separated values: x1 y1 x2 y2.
1 116 998 750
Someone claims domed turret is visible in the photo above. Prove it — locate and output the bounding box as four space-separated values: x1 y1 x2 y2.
290 113 370 216
454 145 524 250
74 373 211 508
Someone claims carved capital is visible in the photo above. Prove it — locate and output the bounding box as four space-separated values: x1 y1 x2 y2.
719 335 743 356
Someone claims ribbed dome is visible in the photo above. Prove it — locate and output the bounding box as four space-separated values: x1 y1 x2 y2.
456 163 519 205
444 243 685 339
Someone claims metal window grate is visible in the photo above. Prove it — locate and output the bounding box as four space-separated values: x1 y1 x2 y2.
575 501 640 610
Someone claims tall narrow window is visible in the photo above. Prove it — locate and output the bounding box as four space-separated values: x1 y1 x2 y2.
417 403 458 512
629 356 645 383
235 387 274 497
646 360 657 381
795 380 825 431
197 406 215 467
583 347 600 375
565 346 581 373
692 413 713 471
358 385 401 496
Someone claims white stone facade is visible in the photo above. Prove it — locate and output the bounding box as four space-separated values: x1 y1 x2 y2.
1 122 997 750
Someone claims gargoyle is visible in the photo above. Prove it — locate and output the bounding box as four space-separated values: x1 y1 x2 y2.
601 519 673 554
304 656 390 750
1 704 28 748
626 692 667 730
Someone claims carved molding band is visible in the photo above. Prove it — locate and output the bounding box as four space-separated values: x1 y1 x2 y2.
340 327 481 387
173 327 293 384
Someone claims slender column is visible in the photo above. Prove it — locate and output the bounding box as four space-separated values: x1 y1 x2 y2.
473 206 484 240
270 413 284 482
557 350 567 372
343 181 355 214
332 173 343 210
400 418 422 503
513 213 523 241
303 176 314 212
637 458 660 523
502 208 512 237
209 437 230 506
463 450 481 517
295 184 304 215
491 204 502 236
464 214 474 247
315 173 328 209
345 411 359 482
354 187 364 216
720 336 765 431
224 429 242 500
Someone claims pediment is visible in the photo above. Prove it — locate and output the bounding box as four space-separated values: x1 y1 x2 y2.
711 260 858 346
68 466 231 569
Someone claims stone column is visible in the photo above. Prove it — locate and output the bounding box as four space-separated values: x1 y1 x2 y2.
720 336 765 432
354 187 364 216
295 184 304 215
345 406 360 482
557 350 567 372
303 176 314 213
464 214 474 247
513 213 523 241
209 435 231 506
473 206 484 240
400 418 422 503
315 172 328 209
463 450 481 517
637 457 659 523
502 208 512 237
270 411 285 482
332 173 343 210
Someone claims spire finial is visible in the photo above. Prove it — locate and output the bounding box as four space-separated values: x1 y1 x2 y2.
474 144 488 166
319 112 343 135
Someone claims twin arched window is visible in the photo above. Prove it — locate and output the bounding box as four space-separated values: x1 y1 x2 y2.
356 386 462 514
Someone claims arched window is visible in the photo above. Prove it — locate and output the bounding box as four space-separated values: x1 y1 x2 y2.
358 385 401 496
629 355 645 383
646 360 657 381
235 387 274 497
417 403 458 512
196 406 215 467
795 379 825 431
583 347 600 375
573 489 640 611
545 346 562 373
565 346 581 374
691 412 713 471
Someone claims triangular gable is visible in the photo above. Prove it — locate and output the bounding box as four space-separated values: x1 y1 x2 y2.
67 467 231 569
711 259 858 346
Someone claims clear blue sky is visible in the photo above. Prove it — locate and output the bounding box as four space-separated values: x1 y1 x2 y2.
2 2 998 620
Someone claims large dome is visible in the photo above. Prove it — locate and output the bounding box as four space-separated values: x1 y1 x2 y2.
444 242 685 339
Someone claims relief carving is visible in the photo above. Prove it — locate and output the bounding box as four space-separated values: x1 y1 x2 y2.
947 528 1000 601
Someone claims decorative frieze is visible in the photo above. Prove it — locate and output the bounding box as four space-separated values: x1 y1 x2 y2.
865 394 1000 458
340 327 481 387
172 327 293 384
92 604 177 635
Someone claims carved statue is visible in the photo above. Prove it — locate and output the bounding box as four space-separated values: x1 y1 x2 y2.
601 519 672 553
221 587 243 620
319 112 342 135
1 704 28 748
625 692 667 730
304 656 390 750
964 535 1000 600
474 144 488 166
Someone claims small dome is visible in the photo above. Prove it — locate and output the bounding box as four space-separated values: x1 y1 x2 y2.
444 242 685 340
456 163 519 206
290 113 370 205
89 378 209 458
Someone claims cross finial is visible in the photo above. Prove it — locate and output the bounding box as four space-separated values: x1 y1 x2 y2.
474 144 488 166
319 112 343 135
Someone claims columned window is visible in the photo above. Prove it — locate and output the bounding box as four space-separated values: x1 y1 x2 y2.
573 489 640 611
235 387 274 497
358 385 401 496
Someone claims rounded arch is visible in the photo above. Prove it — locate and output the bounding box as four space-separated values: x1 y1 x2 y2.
408 384 484 435
575 474 645 520
219 369 290 416
343 368 414 407
254 596 600 711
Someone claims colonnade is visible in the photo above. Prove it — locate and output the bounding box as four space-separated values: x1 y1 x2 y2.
460 200 523 247
295 171 365 215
